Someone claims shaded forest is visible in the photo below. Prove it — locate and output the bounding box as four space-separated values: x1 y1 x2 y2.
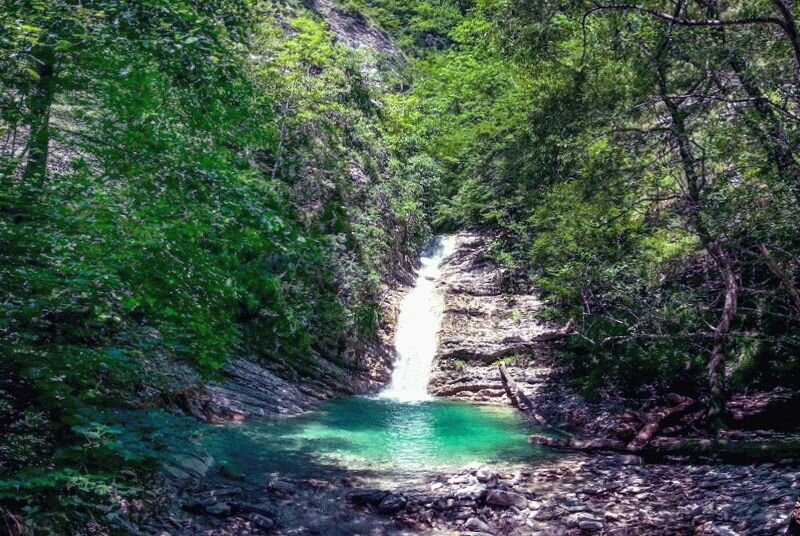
2 0 799 533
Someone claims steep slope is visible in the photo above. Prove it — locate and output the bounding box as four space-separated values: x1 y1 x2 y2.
191 0 414 421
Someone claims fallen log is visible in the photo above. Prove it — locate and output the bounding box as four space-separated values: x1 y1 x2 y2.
498 363 546 424
626 394 693 451
529 433 800 462
498 363 531 410
645 436 800 462
529 435 626 451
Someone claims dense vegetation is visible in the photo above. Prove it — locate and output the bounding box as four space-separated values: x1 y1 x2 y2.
353 0 800 411
1 0 426 532
2 0 799 533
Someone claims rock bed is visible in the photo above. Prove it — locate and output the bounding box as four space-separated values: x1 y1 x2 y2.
350 455 799 536
167 454 800 535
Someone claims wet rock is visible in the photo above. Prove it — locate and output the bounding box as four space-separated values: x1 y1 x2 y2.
347 489 389 506
613 454 644 466
181 496 220 515
532 527 567 536
166 452 214 481
566 512 603 528
454 507 476 520
475 470 498 483
268 479 298 495
454 484 486 500
485 489 528 509
248 512 275 531
204 502 231 517
579 519 604 531
233 501 275 517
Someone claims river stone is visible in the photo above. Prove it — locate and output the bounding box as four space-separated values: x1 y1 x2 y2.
475 469 497 483
348 489 389 506
248 513 275 530
578 519 604 531
205 502 231 517
612 454 644 466
463 516 492 533
268 480 298 495
454 484 486 500
485 489 528 509
566 512 603 528
532 527 567 536
377 493 407 514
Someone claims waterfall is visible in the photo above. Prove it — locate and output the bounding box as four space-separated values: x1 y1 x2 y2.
380 235 456 402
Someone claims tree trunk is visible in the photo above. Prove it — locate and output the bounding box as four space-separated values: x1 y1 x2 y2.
654 57 738 425
705 248 738 426
786 498 800 536
772 0 800 73
22 45 56 187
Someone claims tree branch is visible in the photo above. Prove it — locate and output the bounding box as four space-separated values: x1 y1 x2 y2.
588 3 786 31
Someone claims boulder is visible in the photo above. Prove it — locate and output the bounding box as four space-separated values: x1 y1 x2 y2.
463 516 493 533
484 489 528 509
377 493 407 515
268 479 298 495
347 489 389 506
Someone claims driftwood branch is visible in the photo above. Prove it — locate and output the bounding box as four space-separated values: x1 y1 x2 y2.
529 435 626 451
626 394 694 451
498 362 531 410
498 363 547 424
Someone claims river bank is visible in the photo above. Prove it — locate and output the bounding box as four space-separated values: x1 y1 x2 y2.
152 442 798 535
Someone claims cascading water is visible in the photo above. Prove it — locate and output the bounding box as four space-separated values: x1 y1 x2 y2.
380 235 457 402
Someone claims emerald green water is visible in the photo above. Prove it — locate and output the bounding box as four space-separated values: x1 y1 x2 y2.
198 397 553 479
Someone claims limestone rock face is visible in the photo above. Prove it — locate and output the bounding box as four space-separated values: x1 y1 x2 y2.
428 232 562 406
185 265 411 422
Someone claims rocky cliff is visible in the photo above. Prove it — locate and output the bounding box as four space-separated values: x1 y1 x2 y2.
428 232 563 405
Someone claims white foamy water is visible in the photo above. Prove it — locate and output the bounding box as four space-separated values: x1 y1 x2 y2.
379 235 457 402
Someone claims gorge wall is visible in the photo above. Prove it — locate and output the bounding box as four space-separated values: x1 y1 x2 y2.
428 232 561 404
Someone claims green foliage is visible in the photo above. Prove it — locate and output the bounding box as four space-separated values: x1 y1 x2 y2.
375 0 800 397
3 0 800 529
493 354 526 367
1 0 430 530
